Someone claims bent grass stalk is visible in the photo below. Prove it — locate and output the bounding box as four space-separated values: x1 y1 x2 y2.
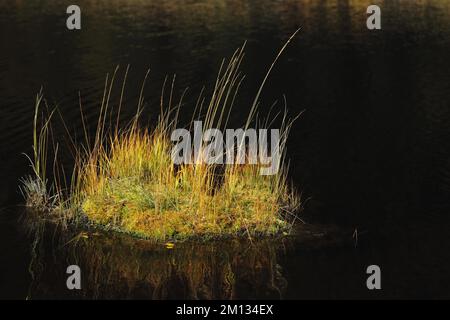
22 35 301 241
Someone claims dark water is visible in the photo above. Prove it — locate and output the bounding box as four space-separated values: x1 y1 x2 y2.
1 0 450 299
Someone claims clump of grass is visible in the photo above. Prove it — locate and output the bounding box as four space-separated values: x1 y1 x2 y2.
23 32 302 241
21 91 57 211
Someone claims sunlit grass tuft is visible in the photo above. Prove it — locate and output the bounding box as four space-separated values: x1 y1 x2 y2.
23 32 302 241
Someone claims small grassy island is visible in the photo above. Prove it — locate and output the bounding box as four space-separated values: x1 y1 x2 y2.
22 38 301 242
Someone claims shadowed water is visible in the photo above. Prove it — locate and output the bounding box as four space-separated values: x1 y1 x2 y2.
21 214 355 299
1 0 450 299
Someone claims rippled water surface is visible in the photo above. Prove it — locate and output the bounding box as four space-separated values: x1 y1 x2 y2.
1 0 450 299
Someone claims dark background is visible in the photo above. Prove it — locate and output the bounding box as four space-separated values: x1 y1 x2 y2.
0 0 449 299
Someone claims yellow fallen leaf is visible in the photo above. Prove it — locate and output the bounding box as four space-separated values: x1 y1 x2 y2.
165 242 174 249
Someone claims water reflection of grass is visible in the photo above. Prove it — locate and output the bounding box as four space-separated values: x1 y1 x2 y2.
21 33 301 242
27 223 288 299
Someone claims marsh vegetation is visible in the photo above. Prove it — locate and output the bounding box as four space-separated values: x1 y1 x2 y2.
22 36 301 242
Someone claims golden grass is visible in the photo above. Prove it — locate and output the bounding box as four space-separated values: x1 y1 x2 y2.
22 32 301 241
